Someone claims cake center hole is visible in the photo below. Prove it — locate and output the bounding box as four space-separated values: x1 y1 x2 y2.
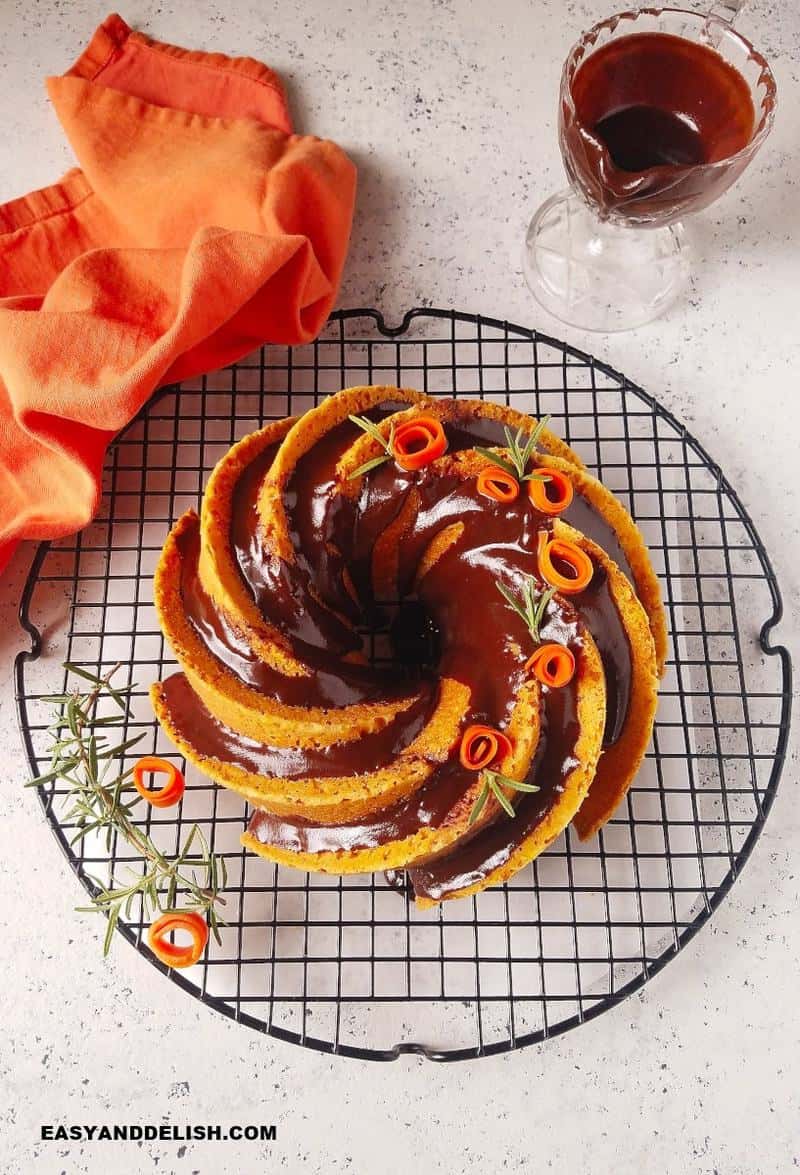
386 599 441 674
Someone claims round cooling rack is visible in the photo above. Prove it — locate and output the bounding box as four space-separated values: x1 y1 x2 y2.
15 308 791 1062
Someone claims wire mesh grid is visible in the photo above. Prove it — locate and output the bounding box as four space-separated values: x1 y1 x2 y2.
15 307 791 1061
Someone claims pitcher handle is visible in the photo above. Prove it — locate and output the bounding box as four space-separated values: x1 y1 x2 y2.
709 0 748 25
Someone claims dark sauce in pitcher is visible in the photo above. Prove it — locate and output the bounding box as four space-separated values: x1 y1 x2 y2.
565 31 757 216
593 105 706 171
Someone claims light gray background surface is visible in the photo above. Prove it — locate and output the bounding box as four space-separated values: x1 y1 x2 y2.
1 1 797 1172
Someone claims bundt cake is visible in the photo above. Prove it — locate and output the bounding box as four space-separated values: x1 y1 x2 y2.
151 385 665 905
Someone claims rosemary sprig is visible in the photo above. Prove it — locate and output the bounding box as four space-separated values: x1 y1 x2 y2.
468 770 540 825
347 414 396 479
474 416 552 482
496 576 556 645
29 663 227 956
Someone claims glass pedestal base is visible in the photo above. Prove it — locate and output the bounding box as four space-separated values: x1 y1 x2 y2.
523 190 691 332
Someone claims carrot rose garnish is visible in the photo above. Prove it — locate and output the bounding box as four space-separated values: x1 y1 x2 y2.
392 415 448 471
477 465 520 503
525 642 576 688
528 467 573 515
459 724 513 771
133 755 185 808
537 531 593 594
147 911 209 969
347 412 448 478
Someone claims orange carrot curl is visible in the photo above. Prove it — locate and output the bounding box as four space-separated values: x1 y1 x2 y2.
476 465 520 502
147 911 209 969
525 642 576 687
392 415 447 471
537 531 593 593
528 467 573 515
133 755 185 808
459 724 514 771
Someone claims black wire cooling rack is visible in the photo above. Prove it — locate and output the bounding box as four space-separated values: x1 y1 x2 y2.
15 308 791 1062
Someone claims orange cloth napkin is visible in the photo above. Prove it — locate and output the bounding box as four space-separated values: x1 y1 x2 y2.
0 14 356 573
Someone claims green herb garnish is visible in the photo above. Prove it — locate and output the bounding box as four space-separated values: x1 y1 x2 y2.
468 770 540 825
29 663 227 955
496 576 556 645
346 414 396 479
474 416 552 483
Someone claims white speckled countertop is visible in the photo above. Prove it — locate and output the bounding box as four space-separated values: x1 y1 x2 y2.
1 2 798 1172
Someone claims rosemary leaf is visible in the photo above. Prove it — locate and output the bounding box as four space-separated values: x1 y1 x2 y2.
29 663 228 957
496 575 555 645
487 775 517 818
348 413 391 449
63 663 104 685
97 733 145 758
505 428 531 480
467 780 490 826
66 697 80 738
346 453 392 480
175 823 199 866
26 762 78 786
528 414 551 450
193 823 211 862
103 904 120 958
209 910 224 947
496 580 530 627
532 585 556 641
87 735 98 783
474 447 517 478
485 770 540 794
70 820 109 846
520 428 537 472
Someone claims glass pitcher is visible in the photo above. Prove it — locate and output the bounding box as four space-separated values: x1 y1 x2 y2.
523 5 777 332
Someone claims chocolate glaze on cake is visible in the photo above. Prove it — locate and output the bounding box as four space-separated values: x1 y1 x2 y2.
158 671 433 780
408 678 580 901
163 404 642 897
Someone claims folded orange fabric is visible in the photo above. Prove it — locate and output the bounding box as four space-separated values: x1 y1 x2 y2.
0 13 356 573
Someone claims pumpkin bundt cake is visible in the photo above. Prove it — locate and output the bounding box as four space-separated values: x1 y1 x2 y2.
151 386 664 904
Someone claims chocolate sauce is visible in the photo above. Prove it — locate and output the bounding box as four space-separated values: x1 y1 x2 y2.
177 516 416 708
561 492 634 584
247 643 580 872
390 600 440 669
564 31 757 218
571 563 630 745
232 438 360 654
167 400 642 885
383 870 409 895
243 535 618 870
177 408 634 741
594 105 705 172
408 673 580 901
249 755 483 854
160 672 434 780
338 459 630 739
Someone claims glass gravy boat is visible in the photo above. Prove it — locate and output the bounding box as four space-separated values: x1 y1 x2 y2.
524 6 777 332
